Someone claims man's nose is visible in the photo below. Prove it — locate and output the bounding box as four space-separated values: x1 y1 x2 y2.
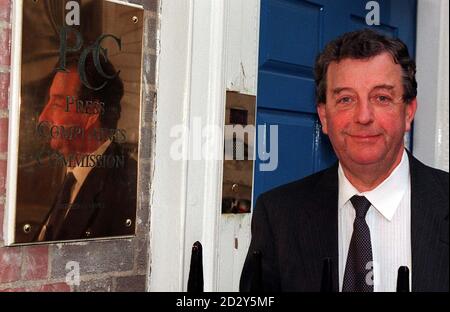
354 99 374 125
38 101 53 123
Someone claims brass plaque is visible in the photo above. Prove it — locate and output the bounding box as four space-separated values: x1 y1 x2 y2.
12 0 143 243
222 92 256 214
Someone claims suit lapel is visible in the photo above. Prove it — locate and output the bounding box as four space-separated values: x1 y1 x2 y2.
409 154 447 291
303 164 339 291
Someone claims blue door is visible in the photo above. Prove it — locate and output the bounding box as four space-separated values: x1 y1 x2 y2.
254 0 417 200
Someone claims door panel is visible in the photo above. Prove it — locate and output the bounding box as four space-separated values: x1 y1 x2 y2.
256 109 317 194
258 63 315 113
262 0 324 67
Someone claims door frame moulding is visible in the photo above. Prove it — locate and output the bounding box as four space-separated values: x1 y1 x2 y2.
149 0 227 291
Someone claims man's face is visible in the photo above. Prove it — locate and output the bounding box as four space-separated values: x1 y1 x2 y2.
317 52 416 171
39 70 89 156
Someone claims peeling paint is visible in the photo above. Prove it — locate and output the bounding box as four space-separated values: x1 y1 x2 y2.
240 61 246 78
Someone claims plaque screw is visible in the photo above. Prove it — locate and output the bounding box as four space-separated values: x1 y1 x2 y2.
23 224 32 234
125 219 132 227
132 16 139 24
232 183 239 193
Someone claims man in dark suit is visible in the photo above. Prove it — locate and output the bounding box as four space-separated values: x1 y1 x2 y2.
240 29 448 292
35 54 137 241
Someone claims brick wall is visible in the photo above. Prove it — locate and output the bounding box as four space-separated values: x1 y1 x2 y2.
0 0 157 292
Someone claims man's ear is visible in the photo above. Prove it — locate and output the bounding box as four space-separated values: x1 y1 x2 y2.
405 98 417 132
317 103 328 134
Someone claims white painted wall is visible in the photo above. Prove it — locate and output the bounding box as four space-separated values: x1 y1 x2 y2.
217 0 260 292
414 0 449 171
225 0 260 96
150 0 260 292
148 0 192 291
150 0 228 291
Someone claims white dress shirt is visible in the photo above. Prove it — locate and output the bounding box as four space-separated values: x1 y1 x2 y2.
338 149 412 292
67 139 112 203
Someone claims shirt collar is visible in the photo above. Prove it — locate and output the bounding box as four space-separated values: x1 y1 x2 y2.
67 139 112 185
338 149 409 221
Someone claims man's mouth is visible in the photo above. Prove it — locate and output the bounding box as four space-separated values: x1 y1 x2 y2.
348 134 381 142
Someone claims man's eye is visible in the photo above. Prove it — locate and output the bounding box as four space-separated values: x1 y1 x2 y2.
374 95 392 104
337 97 353 104
50 100 64 109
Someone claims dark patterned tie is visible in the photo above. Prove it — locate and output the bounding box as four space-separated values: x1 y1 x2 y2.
342 195 374 292
45 172 76 240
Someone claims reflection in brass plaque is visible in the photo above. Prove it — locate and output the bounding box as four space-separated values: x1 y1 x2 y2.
222 92 256 214
11 0 144 244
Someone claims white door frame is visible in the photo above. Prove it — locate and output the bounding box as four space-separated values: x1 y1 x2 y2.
149 0 227 291
414 0 449 171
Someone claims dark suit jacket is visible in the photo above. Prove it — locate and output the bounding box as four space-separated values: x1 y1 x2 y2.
38 142 137 241
240 153 449 292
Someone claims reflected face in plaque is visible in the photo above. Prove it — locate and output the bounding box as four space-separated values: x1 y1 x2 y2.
39 69 100 157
